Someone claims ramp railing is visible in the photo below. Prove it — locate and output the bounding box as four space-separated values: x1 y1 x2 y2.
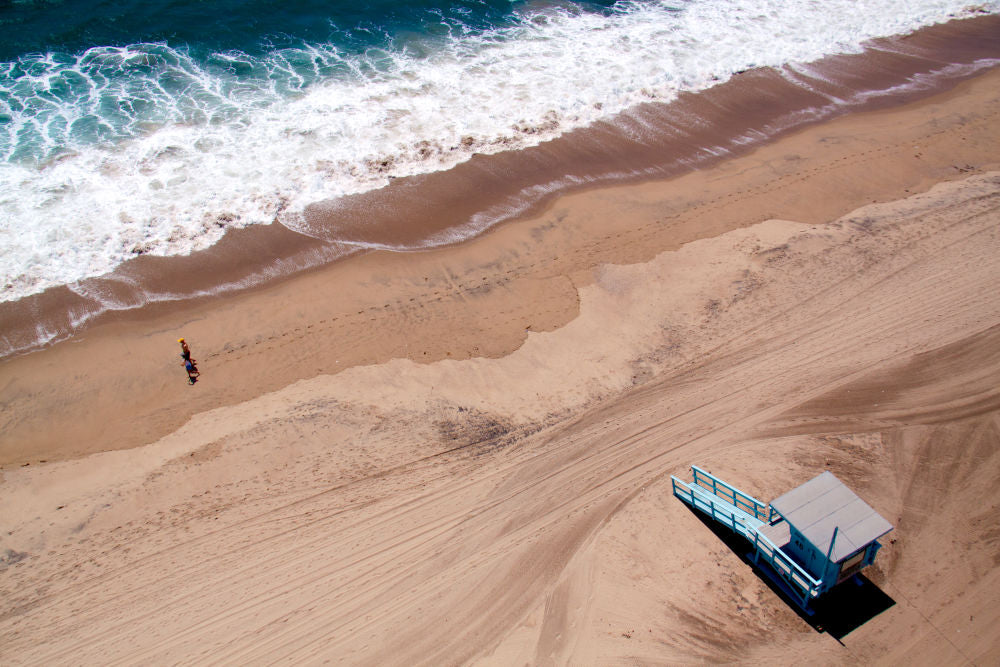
672 467 824 609
751 530 823 605
691 465 769 520
671 475 762 540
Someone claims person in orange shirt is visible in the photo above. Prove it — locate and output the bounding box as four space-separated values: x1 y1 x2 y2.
178 337 192 362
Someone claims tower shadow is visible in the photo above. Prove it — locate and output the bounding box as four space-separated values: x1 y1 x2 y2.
687 507 895 641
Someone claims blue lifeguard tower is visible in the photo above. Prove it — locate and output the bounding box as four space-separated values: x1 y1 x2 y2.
671 466 893 613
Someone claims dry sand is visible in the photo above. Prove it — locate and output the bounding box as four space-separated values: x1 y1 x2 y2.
1 68 999 665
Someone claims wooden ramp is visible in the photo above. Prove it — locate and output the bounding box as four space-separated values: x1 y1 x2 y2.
671 466 824 612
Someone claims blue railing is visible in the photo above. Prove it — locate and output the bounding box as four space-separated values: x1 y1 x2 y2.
691 465 769 521
751 530 823 604
671 476 762 540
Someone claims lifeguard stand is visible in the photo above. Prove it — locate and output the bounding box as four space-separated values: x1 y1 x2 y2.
671 466 893 613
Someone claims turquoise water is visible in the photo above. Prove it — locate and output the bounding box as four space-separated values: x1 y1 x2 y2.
3 0 610 163
1 1 556 62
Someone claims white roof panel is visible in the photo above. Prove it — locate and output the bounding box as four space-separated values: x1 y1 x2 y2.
770 471 893 562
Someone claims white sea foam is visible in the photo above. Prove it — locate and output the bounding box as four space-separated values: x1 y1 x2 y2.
0 0 996 301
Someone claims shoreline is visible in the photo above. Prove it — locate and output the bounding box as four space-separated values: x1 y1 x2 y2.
2 62 999 468
2 13 998 361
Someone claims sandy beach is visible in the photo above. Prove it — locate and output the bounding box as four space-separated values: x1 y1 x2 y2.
2 60 1000 666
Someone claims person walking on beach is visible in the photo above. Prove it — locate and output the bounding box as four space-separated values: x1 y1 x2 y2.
179 338 192 362
178 337 200 384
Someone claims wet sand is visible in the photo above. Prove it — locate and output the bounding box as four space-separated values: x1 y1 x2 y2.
3 65 999 467
1 51 1000 666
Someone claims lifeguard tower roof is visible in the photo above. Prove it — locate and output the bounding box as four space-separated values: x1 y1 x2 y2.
770 471 893 562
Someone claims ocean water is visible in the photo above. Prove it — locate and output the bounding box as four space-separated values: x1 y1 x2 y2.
1 0 998 304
